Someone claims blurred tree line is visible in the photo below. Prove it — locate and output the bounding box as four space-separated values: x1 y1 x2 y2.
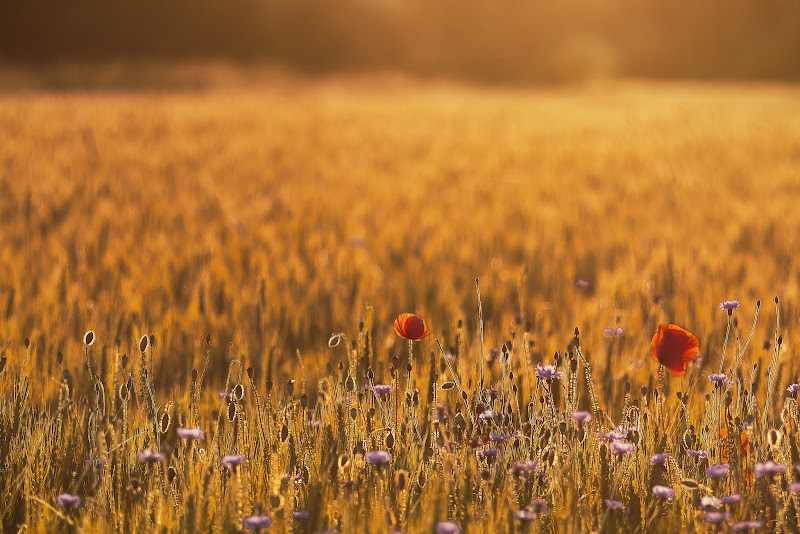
1 0 798 82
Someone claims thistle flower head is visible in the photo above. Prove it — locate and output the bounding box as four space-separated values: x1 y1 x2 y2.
721 493 742 504
57 493 81 509
434 521 461 534
222 454 245 468
649 452 669 465
708 373 728 384
754 460 786 478
705 463 729 478
477 448 498 458
242 515 272 530
535 363 563 380
572 411 592 423
364 450 391 465
137 447 164 464
373 384 392 395
177 427 205 440
705 511 730 524
609 441 634 454
652 485 675 499
514 510 535 521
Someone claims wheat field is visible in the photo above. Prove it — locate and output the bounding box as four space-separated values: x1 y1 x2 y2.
1 78 800 532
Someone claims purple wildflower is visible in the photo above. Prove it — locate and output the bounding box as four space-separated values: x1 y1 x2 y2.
364 450 391 465
708 373 728 384
572 411 592 423
478 410 495 422
720 493 742 504
137 447 164 464
535 363 563 380
603 328 614 337
789 482 800 493
787 384 800 394
573 278 590 289
705 511 730 524
604 499 624 510
57 493 81 509
687 449 707 459
514 510 535 521
242 515 272 529
292 511 310 520
177 427 205 440
652 485 675 500
649 452 669 466
511 461 538 476
477 448 498 458
732 521 764 532
373 384 392 395
720 300 740 311
705 463 730 478
435 521 461 534
700 496 722 510
222 454 245 468
489 431 512 442
599 429 626 442
85 458 107 468
754 460 786 478
609 441 634 454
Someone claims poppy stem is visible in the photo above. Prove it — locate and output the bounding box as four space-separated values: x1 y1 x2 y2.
407 339 413 394
476 278 485 393
718 315 732 374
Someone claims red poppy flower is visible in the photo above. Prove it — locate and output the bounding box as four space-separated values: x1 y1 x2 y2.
394 313 430 341
650 324 699 377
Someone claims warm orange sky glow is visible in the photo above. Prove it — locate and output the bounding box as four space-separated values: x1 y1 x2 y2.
1 0 799 83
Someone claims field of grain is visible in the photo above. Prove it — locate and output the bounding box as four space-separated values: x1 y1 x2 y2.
1 78 800 532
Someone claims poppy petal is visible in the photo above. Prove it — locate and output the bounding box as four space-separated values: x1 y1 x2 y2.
650 324 699 377
403 315 429 341
394 313 430 341
394 313 415 338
